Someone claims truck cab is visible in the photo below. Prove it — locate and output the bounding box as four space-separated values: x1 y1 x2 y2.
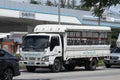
21 33 63 72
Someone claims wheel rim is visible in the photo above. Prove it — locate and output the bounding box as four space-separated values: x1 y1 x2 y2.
91 59 97 69
51 59 61 72
4 69 13 80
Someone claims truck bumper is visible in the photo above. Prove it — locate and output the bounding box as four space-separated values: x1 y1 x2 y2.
19 61 50 67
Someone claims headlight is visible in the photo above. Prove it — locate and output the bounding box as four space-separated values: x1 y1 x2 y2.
41 56 49 62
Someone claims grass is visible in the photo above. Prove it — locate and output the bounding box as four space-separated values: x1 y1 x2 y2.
98 60 105 66
14 54 26 69
19 64 26 69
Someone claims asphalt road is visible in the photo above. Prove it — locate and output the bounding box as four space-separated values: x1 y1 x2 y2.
14 66 120 80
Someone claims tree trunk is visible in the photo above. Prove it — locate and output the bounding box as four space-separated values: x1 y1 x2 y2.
67 0 70 8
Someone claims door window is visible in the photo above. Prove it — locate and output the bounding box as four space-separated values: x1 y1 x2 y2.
50 36 60 51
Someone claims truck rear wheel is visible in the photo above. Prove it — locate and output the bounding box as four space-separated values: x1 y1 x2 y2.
26 66 36 72
50 59 61 72
85 58 97 70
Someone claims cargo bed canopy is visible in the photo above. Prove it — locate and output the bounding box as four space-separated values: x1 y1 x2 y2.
34 24 111 33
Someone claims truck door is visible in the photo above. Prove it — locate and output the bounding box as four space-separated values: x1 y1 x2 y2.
50 36 62 56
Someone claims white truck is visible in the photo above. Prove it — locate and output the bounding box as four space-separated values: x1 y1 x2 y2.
20 24 111 72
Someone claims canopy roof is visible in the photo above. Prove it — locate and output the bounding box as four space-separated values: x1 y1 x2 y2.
34 24 111 33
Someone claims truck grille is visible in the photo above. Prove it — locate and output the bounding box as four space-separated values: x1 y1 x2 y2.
110 56 119 60
29 57 36 60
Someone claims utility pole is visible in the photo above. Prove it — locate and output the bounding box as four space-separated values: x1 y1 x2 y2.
58 0 61 25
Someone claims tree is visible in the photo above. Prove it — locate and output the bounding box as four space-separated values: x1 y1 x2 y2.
61 0 66 8
81 0 120 25
71 0 76 9
76 0 90 10
54 0 58 7
67 0 71 8
30 0 39 4
46 0 53 6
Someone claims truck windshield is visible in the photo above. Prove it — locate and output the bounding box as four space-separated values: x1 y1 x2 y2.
22 36 49 51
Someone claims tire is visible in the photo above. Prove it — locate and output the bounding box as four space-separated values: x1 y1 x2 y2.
26 66 36 72
64 64 75 71
105 64 111 68
50 59 61 72
2 68 13 80
85 59 97 70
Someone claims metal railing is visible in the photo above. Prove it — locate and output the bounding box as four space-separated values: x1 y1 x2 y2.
67 39 110 45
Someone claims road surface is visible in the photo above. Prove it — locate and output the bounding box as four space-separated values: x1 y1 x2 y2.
14 66 120 80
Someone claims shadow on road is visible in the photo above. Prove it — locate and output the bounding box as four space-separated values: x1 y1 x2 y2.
21 67 104 73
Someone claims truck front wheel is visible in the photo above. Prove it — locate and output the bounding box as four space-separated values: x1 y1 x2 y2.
26 66 36 72
50 59 61 72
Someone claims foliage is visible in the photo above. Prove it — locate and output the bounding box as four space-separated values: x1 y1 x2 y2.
111 29 119 48
71 0 76 9
76 5 90 11
61 0 66 8
15 54 25 69
46 0 53 6
98 60 104 66
30 0 39 4
67 0 71 8
81 0 120 25
54 0 57 7
81 0 120 8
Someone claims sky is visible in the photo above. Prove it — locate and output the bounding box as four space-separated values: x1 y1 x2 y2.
109 5 120 14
